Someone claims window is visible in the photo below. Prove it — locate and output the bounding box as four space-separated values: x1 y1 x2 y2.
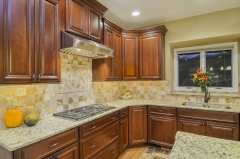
174 42 238 92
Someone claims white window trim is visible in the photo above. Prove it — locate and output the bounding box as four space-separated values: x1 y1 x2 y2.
174 42 238 93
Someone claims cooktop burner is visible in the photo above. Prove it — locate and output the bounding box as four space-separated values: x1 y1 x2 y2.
53 104 116 121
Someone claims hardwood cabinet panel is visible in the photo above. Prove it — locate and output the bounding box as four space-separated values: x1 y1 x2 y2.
206 121 239 141
129 106 147 145
178 108 239 124
54 142 79 159
148 115 176 147
80 121 119 159
80 112 119 138
178 118 205 136
66 0 86 37
139 33 162 79
37 0 60 82
122 35 139 80
119 107 128 119
14 128 78 159
0 0 34 83
87 5 102 43
148 106 176 117
119 117 129 153
92 140 119 159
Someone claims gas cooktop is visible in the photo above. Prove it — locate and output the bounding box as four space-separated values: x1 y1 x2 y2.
53 104 116 121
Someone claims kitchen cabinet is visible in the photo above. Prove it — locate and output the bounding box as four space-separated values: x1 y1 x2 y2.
14 128 79 159
139 31 165 80
178 108 239 141
66 0 104 43
129 106 147 145
119 107 129 153
148 106 177 147
122 31 139 80
92 18 123 81
92 140 119 159
0 0 61 83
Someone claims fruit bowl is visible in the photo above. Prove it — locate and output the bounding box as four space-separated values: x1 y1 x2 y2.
120 93 132 99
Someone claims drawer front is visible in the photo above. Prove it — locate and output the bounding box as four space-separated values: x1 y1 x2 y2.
15 128 78 159
81 112 119 138
80 121 119 159
120 107 128 118
92 140 119 159
148 106 176 116
178 109 239 124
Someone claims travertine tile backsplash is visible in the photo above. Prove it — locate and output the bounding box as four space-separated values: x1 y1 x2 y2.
0 54 240 120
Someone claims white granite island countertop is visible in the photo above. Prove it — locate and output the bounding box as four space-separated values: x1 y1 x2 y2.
1 99 240 152
169 131 240 159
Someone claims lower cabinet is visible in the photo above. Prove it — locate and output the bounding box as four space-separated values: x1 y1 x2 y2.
206 121 239 140
178 118 205 136
129 106 147 145
119 117 129 152
148 115 176 147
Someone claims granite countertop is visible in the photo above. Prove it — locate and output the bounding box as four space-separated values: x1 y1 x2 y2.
169 131 240 159
0 99 240 152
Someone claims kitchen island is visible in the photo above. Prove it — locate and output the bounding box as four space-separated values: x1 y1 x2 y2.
169 131 240 159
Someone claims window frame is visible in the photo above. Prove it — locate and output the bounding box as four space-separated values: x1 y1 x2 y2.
174 42 238 93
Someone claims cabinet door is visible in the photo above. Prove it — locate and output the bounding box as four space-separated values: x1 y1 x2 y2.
37 0 61 82
122 35 138 80
206 121 239 141
178 118 205 136
54 142 79 159
87 5 103 43
129 106 147 145
119 117 128 152
148 115 176 147
139 33 162 80
114 31 122 80
0 0 35 83
104 26 115 80
66 0 86 37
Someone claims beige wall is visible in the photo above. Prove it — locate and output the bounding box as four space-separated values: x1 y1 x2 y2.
160 7 240 81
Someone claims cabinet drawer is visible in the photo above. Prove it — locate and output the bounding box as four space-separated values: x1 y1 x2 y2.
91 140 119 159
80 121 119 159
148 106 176 116
178 109 239 124
80 112 119 138
14 128 79 159
119 107 128 118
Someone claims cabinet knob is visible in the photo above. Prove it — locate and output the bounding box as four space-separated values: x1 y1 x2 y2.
89 125 97 130
111 150 116 154
158 110 164 113
31 74 35 81
110 117 116 120
111 132 116 136
90 143 96 149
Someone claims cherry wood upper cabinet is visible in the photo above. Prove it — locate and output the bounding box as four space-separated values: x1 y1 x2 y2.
66 0 86 37
122 31 139 80
37 0 61 82
92 18 123 81
66 0 106 43
0 0 61 83
0 0 35 83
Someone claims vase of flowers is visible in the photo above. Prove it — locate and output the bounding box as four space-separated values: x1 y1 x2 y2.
192 68 213 92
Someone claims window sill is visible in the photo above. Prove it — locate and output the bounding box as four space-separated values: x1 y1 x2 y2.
168 91 240 98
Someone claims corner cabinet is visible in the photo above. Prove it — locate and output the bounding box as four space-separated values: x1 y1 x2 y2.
129 106 147 145
66 0 105 43
0 0 61 84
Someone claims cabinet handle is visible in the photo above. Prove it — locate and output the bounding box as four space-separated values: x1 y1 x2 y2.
110 117 116 120
120 121 123 124
89 125 97 130
158 117 163 119
31 74 35 81
122 111 127 114
158 110 164 113
37 74 41 81
111 150 116 154
90 143 96 149
48 142 59 148
111 132 116 136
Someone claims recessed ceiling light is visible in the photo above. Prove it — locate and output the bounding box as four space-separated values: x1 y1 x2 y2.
132 11 140 16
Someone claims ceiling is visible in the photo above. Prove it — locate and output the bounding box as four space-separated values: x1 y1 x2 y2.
97 0 240 29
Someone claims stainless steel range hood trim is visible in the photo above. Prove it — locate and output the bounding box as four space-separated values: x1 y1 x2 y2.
61 31 115 59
